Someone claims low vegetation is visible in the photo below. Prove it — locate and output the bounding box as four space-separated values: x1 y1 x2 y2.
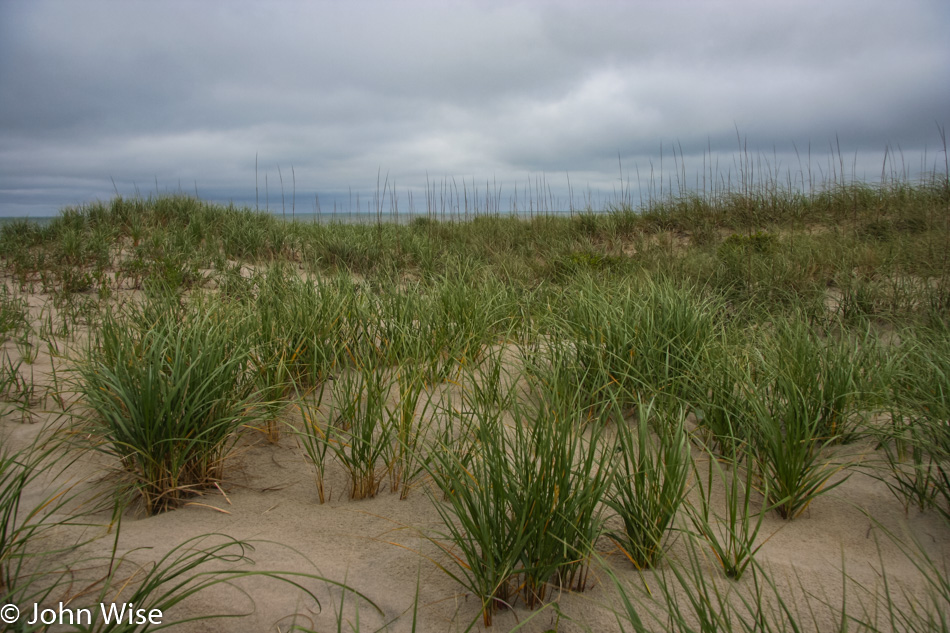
1 158 948 630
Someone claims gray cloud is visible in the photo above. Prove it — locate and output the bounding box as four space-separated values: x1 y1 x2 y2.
1 0 947 216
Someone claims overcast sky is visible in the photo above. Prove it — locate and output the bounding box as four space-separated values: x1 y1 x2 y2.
1 0 948 217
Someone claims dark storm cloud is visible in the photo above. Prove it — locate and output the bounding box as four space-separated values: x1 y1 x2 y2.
1 0 947 216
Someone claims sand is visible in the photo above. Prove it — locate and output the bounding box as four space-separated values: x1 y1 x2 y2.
3 285 949 633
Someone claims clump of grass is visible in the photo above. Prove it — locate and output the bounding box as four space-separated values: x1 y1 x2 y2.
386 363 437 499
605 398 690 569
690 342 756 458
459 341 517 414
554 275 722 410
424 380 612 626
510 386 613 607
427 388 481 505
250 266 359 440
375 283 455 376
0 286 29 343
551 250 626 280
834 273 881 324
685 442 773 580
432 272 515 372
880 417 946 515
0 351 33 421
744 320 853 519
323 362 393 500
878 324 950 518
294 391 333 504
254 266 356 389
423 405 521 626
75 294 260 514
719 231 777 255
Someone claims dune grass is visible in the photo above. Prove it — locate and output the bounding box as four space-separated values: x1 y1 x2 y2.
0 161 948 630
423 378 612 626
74 293 261 515
605 398 691 570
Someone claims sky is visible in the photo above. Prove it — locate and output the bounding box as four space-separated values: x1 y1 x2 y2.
1 0 948 218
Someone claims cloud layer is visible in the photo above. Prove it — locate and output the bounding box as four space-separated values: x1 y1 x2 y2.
2 0 948 216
